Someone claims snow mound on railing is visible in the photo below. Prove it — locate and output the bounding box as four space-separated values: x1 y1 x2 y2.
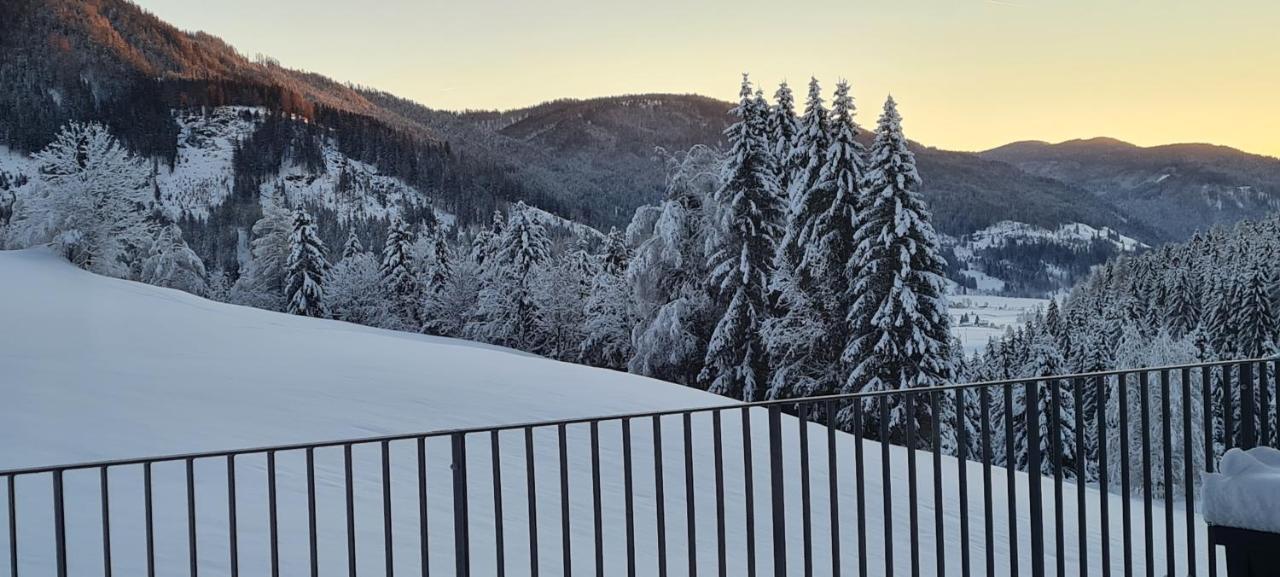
1203 447 1280 534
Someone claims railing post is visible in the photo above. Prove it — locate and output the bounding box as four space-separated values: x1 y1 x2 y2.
53 470 67 577
1241 362 1257 449
1026 381 1045 577
768 405 787 576
452 432 471 577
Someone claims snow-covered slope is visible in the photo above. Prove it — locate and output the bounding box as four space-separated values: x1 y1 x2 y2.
0 249 1214 576
5 108 451 226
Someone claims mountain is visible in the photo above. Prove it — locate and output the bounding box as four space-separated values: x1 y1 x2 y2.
983 137 1280 240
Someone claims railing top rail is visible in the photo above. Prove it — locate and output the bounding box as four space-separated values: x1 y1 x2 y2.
1 356 1271 477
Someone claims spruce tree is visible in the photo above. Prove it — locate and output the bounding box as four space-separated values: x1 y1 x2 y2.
839 96 953 441
1236 264 1277 358
768 81 801 195
285 209 329 318
380 217 421 330
764 79 864 401
341 228 364 260
472 202 553 349
700 75 784 401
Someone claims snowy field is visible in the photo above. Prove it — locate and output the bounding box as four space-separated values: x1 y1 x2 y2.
0 249 1219 576
949 294 1049 354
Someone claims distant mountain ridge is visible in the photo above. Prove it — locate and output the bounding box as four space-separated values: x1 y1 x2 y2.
5 0 1280 297
983 138 1280 239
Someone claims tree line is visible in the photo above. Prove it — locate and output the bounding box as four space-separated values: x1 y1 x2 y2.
0 75 958 445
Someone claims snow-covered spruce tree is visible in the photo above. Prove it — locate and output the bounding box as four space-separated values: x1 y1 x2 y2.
582 229 635 370
534 241 596 361
1165 266 1199 340
788 77 831 204
1106 326 1204 499
285 209 329 317
471 202 553 349
142 223 208 296
699 75 784 402
14 122 153 277
231 194 293 310
768 81 802 195
1235 263 1277 359
380 217 422 330
627 145 723 385
839 96 953 444
764 79 864 401
1010 328 1077 477
326 245 383 325
341 228 364 260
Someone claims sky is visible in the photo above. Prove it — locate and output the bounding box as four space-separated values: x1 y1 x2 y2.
133 0 1280 156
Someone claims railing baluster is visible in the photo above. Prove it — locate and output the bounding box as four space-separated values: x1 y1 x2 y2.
682 413 697 577
1274 359 1280 446
880 397 894 577
1241 362 1256 449
622 419 636 577
53 470 66 577
1003 383 1019 577
419 437 431 577
798 403 813 577
7 475 15 577
1118 372 1133 577
1181 367 1195 576
1160 370 1174 577
590 422 603 577
100 467 112 577
452 433 471 577
740 407 756 577
523 429 536 577
1050 378 1064 577
226 456 238 577
1072 378 1086 577
384 441 395 577
1027 381 1045 577
652 416 668 577
307 448 318 577
268 451 279 577
711 411 726 577
145 462 155 577
345 444 356 577
491 432 506 577
558 424 572 577
980 386 995 577
956 390 971 577
1223 365 1234 451
906 394 920 577
1140 371 1154 577
825 400 840 577
769 405 788 577
187 458 197 577
1260 360 1271 447
852 400 868 577
931 391 945 577
1097 376 1110 577
1204 366 1218 577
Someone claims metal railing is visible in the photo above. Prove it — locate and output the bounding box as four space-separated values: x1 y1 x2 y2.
2 358 1277 576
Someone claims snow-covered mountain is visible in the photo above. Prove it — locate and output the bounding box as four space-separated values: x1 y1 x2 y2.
944 221 1146 297
0 249 1210 576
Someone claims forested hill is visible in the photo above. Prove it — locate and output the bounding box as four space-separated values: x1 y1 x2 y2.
984 138 1280 240
0 0 1147 239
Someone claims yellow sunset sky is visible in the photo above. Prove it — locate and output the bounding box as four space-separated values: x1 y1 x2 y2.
134 0 1279 156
